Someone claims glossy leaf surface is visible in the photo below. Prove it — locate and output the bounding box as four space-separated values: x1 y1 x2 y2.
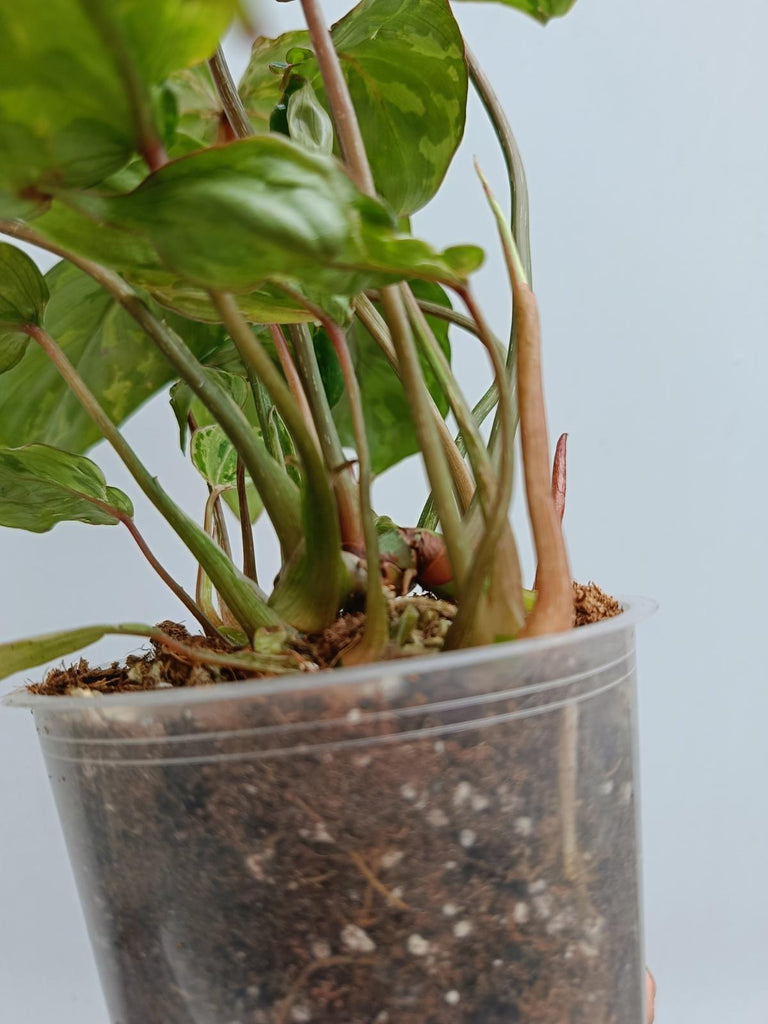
0 0 236 214
0 443 133 533
0 261 225 451
239 0 468 215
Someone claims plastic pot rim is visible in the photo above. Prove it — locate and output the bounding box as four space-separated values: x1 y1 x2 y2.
3 594 657 713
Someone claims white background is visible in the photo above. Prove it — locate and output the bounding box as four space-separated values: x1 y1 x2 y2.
2 0 767 1020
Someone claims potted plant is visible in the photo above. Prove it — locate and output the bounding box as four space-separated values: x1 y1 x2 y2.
0 0 654 1020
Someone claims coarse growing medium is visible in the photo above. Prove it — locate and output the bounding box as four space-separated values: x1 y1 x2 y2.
30 583 619 697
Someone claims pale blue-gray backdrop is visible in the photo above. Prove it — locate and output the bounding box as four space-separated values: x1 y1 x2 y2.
2 0 766 1020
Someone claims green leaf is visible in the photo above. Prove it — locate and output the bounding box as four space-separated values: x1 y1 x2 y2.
0 261 226 451
334 281 452 474
0 244 49 330
240 0 468 216
287 81 334 156
189 422 263 521
171 367 251 449
0 443 133 533
48 137 482 302
0 244 50 372
0 0 237 215
190 424 239 488
166 64 224 148
457 0 576 22
0 623 151 682
239 32 311 131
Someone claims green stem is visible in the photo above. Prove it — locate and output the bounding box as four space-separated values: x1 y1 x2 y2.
237 457 258 583
444 287 524 648
316 317 388 662
246 366 281 461
77 0 167 170
208 46 254 140
467 49 531 470
299 0 471 592
401 284 495 521
289 323 364 550
23 323 279 635
211 293 346 630
268 323 319 450
466 46 532 283
380 288 470 591
0 222 304 555
354 295 475 514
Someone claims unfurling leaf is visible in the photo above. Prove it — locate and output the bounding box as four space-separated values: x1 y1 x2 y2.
287 81 333 156
0 443 133 533
240 0 468 216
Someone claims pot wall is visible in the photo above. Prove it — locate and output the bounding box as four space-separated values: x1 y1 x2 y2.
30 601 653 1024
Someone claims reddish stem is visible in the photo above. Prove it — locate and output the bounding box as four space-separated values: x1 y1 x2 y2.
268 323 320 449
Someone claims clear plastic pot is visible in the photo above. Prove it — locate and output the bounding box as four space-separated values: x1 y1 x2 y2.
10 598 655 1024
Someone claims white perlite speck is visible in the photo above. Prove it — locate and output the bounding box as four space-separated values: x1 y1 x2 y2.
341 924 376 953
514 816 533 837
453 782 473 807
313 821 334 844
311 940 331 960
459 829 477 849
442 902 460 917
380 849 404 870
471 793 490 812
346 707 362 724
513 902 530 925
291 1005 311 1023
434 740 446 753
599 779 615 796
400 784 418 802
426 808 449 828
528 879 547 895
407 933 431 956
445 990 461 1006
453 920 473 938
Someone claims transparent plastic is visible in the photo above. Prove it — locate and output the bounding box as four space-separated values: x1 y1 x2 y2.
11 598 655 1024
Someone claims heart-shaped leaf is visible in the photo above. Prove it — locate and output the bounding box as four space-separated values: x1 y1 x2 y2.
240 0 467 216
0 443 133 533
0 260 226 451
0 0 237 215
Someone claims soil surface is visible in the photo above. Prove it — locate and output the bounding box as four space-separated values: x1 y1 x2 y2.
30 582 619 697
